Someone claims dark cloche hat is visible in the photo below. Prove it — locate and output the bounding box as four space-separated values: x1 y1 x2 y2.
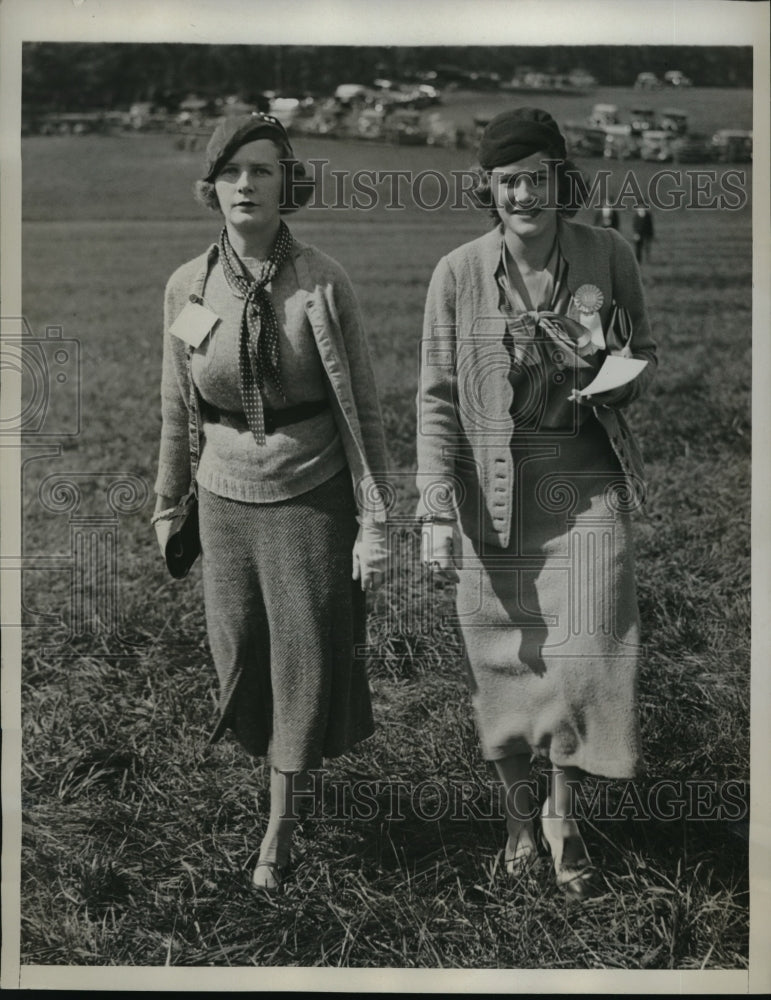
202 112 294 181
478 107 567 170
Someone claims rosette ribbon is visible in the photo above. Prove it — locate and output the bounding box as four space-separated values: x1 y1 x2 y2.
568 282 607 357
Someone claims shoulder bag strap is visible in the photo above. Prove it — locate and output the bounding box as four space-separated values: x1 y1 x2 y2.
186 348 201 496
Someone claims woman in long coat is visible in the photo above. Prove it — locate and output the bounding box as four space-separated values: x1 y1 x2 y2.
417 108 656 897
154 113 388 891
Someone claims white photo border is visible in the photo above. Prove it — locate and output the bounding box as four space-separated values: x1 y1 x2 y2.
1 0 768 992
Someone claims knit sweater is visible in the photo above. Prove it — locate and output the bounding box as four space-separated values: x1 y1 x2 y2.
416 219 657 548
190 256 346 502
156 237 389 523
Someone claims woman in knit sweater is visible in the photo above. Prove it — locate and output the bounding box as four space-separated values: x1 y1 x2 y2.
417 108 656 898
154 114 388 892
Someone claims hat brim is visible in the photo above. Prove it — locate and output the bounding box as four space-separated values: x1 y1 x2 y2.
203 120 293 182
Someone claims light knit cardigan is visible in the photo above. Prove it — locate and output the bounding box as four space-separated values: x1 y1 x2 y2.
156 237 389 523
416 219 657 549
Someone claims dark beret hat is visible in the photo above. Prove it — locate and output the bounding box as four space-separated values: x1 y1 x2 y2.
478 107 567 170
202 112 294 181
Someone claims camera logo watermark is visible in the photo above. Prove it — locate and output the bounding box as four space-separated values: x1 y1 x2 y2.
2 317 150 657
0 319 81 437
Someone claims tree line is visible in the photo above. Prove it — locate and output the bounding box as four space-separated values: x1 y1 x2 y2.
22 42 752 111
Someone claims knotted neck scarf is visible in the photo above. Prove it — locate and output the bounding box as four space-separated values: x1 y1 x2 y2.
218 221 293 445
499 250 605 370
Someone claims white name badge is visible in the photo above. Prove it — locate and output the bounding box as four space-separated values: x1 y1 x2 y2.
169 299 219 348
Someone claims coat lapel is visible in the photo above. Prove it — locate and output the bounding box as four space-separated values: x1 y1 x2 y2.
557 219 613 324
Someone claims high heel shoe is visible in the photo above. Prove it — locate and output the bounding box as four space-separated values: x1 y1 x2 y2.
504 822 539 878
539 799 597 900
251 857 290 893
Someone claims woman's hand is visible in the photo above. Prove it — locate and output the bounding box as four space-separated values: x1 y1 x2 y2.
571 385 631 409
352 521 388 592
421 521 459 584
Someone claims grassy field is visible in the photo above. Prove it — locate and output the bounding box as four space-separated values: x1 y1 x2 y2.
17 87 751 970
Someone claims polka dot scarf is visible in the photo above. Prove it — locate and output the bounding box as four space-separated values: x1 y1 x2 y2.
218 222 293 445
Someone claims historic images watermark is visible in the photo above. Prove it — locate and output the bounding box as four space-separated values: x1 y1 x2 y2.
279 770 748 824
288 160 749 214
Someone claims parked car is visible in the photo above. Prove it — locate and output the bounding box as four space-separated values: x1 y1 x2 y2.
603 125 638 160
629 107 657 133
269 97 301 127
356 107 386 140
334 83 369 105
563 122 608 157
710 129 753 163
634 72 662 90
658 108 689 135
382 109 427 145
567 69 597 91
128 102 170 131
296 108 342 138
218 96 256 118
639 129 674 162
414 84 442 106
664 70 692 87
670 132 713 163
178 94 209 119
466 71 501 91
36 110 127 135
588 103 619 128
425 112 457 148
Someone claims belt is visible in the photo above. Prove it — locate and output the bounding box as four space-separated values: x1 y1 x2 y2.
263 399 330 434
203 398 330 435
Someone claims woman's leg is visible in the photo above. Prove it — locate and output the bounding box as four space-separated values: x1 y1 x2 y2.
253 767 314 890
547 765 589 866
542 765 595 897
494 752 538 874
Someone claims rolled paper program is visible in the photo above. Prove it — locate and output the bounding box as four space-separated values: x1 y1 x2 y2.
570 356 649 399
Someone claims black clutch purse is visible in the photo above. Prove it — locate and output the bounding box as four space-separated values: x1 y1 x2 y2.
154 343 204 579
152 491 201 579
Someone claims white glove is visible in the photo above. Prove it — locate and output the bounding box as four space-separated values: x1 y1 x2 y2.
420 521 459 583
352 520 388 592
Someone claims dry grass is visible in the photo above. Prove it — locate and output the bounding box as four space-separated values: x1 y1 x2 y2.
17 120 751 968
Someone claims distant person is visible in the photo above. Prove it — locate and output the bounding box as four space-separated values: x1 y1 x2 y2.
418 107 657 899
594 200 619 230
632 206 655 262
153 113 389 892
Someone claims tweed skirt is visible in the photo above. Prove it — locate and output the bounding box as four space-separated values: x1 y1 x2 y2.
198 468 373 769
456 416 643 778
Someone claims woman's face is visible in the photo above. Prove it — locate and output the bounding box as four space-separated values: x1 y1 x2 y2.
490 150 558 242
214 138 283 237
